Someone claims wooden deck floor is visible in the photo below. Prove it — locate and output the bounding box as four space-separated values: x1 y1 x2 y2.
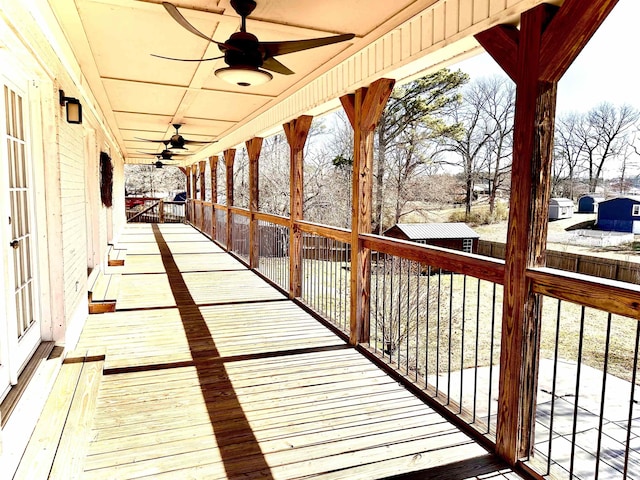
21 223 523 479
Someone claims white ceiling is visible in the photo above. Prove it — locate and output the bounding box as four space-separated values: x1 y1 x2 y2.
48 0 535 165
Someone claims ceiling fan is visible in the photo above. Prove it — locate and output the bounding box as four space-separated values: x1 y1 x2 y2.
149 159 178 168
153 1 355 87
136 124 211 150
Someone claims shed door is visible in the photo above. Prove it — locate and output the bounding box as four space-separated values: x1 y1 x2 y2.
633 221 640 234
0 78 40 400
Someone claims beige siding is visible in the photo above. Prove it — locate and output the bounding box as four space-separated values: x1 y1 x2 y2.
59 120 88 319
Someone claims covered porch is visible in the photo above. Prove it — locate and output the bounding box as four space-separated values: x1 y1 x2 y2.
1 0 638 478
15 223 517 479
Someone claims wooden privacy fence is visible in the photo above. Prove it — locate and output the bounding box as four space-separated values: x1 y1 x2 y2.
479 240 640 285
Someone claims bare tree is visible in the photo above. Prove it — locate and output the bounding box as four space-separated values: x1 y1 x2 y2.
479 77 514 214
554 112 589 199
440 76 514 218
375 69 469 231
578 103 640 193
124 164 185 198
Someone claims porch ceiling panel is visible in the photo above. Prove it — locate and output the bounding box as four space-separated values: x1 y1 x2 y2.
184 89 272 123
50 0 549 164
102 79 186 116
73 1 210 86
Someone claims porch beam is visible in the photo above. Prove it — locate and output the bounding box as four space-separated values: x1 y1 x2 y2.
283 115 313 299
476 0 618 466
246 137 263 269
224 149 236 252
340 78 394 345
209 156 218 239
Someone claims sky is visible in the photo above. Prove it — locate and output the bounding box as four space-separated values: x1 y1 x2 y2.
454 0 639 115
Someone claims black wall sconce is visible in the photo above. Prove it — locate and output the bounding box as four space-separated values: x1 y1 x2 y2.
59 89 82 124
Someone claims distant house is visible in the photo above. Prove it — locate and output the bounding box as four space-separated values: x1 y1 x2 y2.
383 223 480 253
549 198 574 220
578 194 604 213
597 196 640 233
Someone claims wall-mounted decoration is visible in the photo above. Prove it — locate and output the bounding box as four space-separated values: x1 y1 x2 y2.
100 151 113 207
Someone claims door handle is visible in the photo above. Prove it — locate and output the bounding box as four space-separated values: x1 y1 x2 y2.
10 239 18 249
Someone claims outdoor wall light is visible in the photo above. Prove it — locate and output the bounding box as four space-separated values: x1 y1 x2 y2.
59 90 83 124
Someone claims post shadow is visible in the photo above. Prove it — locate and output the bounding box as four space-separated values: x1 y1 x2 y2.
152 224 273 478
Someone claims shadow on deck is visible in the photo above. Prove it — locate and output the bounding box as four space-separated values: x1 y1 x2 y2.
17 223 522 479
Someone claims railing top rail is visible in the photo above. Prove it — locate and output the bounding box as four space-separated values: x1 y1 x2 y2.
296 220 351 243
229 206 251 216
126 200 161 223
529 266 640 319
361 233 505 285
255 211 290 227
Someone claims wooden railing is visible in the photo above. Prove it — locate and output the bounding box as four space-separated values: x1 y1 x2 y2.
127 200 185 223
186 198 640 479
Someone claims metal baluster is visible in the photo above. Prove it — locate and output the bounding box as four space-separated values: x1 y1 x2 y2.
447 270 453 405
546 299 562 475
436 268 442 394
623 321 640 479
425 265 431 389
487 283 497 433
415 262 421 381
460 274 467 414
594 313 612 480
569 306 587 478
471 279 482 423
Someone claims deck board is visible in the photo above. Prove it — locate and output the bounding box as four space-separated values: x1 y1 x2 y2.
30 223 521 479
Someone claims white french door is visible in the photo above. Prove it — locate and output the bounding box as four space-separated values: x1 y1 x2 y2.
0 77 40 400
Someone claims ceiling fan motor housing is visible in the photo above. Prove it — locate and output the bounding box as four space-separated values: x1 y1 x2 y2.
222 31 263 68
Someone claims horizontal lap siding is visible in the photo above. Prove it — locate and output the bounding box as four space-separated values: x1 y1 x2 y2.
59 120 88 319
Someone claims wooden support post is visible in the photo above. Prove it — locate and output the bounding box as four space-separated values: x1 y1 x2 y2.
158 199 164 223
209 155 218 239
185 165 192 222
199 160 206 230
246 137 263 269
190 166 197 224
283 115 313 299
199 161 206 200
340 78 394 345
476 0 618 465
224 149 236 252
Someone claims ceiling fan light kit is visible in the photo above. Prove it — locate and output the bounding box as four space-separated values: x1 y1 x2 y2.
215 65 272 87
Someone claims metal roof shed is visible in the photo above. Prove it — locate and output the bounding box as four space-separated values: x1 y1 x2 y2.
383 223 480 253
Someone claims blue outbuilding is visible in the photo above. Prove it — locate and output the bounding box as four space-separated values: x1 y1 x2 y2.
596 196 640 233
577 194 604 213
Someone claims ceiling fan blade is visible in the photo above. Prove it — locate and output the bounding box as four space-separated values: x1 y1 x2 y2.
182 139 213 145
135 137 166 143
151 53 224 62
261 33 355 57
137 150 189 156
262 57 294 75
162 2 223 45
